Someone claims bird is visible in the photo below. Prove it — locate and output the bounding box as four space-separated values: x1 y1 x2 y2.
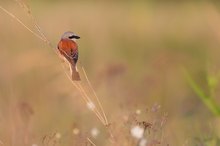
57 31 81 81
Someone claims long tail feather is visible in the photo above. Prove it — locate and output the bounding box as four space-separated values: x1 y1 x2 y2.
71 64 81 81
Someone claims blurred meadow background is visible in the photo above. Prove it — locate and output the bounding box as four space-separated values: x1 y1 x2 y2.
0 0 220 146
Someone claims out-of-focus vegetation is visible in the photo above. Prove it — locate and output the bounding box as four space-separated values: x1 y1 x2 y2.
0 0 220 145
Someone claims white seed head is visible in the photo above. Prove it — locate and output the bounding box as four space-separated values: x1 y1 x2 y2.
87 102 95 110
131 125 144 139
136 109 141 115
55 133 61 139
73 128 80 135
91 127 100 138
139 138 147 146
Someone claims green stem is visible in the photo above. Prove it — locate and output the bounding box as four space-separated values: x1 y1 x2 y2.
184 69 220 116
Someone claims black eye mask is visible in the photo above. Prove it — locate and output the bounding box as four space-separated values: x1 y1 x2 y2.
69 35 80 39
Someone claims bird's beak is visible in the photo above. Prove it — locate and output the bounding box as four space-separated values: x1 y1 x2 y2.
75 35 80 39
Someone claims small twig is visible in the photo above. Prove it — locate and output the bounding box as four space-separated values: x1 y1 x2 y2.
15 0 56 52
62 64 106 125
0 6 45 42
81 67 116 142
87 137 96 146
1 1 114 142
77 82 106 124
82 67 109 125
183 68 220 116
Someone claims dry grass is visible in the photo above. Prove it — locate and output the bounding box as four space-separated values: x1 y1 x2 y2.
0 0 115 144
0 0 220 146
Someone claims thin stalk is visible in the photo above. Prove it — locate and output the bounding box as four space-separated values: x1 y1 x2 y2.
87 138 97 146
63 66 106 125
1 1 114 140
184 69 220 116
0 6 45 42
82 67 109 125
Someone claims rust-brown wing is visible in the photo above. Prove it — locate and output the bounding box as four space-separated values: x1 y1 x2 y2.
57 39 78 64
57 39 81 81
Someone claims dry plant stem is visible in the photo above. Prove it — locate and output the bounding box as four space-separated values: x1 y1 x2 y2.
82 67 108 125
15 0 51 47
0 6 45 42
107 127 115 143
1 1 115 141
76 82 105 120
62 67 105 123
82 67 115 143
161 114 168 145
63 66 106 125
0 4 59 61
81 67 115 141
87 138 97 146
24 119 32 146
78 83 104 119
9 104 16 146
75 77 115 142
75 83 106 124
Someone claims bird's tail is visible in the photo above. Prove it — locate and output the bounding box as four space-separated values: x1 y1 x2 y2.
71 64 81 81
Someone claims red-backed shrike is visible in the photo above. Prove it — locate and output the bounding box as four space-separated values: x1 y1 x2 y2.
57 31 81 81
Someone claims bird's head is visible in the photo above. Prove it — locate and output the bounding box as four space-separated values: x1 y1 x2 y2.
61 31 80 41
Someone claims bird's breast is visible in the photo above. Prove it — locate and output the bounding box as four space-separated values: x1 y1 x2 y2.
58 39 78 55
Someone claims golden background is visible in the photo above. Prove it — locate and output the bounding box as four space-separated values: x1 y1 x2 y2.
0 1 220 145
